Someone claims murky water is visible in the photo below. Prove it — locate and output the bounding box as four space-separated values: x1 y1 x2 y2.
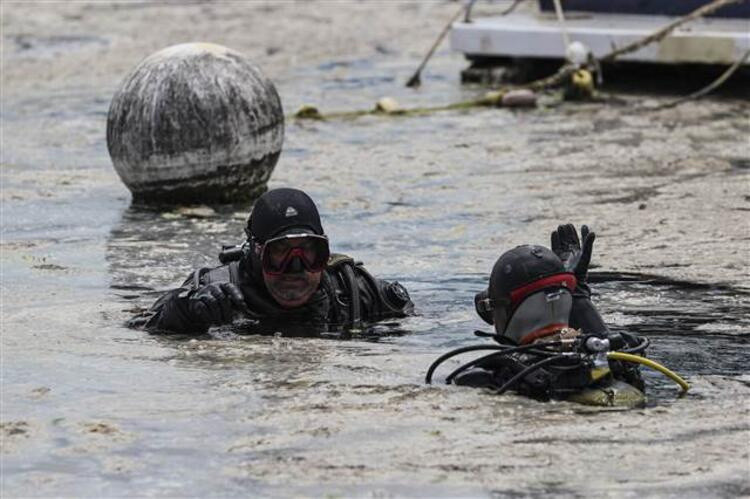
2 2 749 497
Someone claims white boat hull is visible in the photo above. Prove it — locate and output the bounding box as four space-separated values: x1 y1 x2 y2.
451 10 750 65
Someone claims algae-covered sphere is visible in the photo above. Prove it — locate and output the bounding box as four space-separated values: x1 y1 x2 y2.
107 43 284 204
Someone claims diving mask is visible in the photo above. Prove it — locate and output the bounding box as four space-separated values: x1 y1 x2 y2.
260 233 330 275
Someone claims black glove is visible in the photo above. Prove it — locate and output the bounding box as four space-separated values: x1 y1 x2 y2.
550 223 595 284
188 282 247 326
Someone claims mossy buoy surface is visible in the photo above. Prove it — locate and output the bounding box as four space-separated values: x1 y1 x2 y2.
107 43 284 204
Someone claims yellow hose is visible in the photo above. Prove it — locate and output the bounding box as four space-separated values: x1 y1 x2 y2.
607 352 689 393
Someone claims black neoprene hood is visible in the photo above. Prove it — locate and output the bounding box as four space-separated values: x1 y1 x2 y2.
489 245 567 304
246 188 325 242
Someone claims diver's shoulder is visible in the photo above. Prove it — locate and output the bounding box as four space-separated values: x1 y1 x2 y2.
184 261 242 286
326 252 357 269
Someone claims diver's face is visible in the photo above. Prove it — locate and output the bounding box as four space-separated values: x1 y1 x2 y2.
262 269 322 308
255 233 327 308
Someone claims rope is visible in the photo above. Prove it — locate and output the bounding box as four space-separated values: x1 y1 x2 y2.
551 0 571 51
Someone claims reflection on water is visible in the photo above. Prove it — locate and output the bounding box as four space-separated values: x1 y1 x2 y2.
106 205 250 291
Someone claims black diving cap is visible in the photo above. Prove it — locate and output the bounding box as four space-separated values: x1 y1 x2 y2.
488 245 575 312
246 188 325 243
486 245 577 343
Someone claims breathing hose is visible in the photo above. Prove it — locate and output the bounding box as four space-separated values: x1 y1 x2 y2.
622 335 650 354
493 354 569 395
425 341 563 384
607 352 689 393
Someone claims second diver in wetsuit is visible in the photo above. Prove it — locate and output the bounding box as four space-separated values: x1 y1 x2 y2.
426 224 680 407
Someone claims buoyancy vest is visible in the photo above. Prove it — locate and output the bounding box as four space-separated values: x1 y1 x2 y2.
193 253 411 326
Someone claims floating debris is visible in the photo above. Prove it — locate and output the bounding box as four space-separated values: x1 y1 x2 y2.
374 97 403 114
175 206 216 218
294 104 323 120
501 89 538 107
565 68 595 100
478 90 506 106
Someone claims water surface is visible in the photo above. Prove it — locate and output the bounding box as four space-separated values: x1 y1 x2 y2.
2 2 749 497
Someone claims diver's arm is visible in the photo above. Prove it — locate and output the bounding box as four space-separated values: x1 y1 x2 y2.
550 224 607 335
126 272 210 335
569 283 609 336
141 286 210 335
354 264 414 320
130 268 247 335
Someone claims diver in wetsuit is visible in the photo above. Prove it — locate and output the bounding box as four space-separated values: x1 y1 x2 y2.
130 188 413 335
427 224 648 405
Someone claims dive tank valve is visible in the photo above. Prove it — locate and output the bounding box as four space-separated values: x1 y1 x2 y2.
582 333 626 369
582 333 626 354
585 336 610 352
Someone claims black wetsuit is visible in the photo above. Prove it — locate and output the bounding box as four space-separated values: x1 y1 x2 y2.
130 253 413 335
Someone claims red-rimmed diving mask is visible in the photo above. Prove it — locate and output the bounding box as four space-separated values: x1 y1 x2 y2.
259 233 330 275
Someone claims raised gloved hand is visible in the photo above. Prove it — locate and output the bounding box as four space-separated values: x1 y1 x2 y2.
188 282 247 326
550 223 595 284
